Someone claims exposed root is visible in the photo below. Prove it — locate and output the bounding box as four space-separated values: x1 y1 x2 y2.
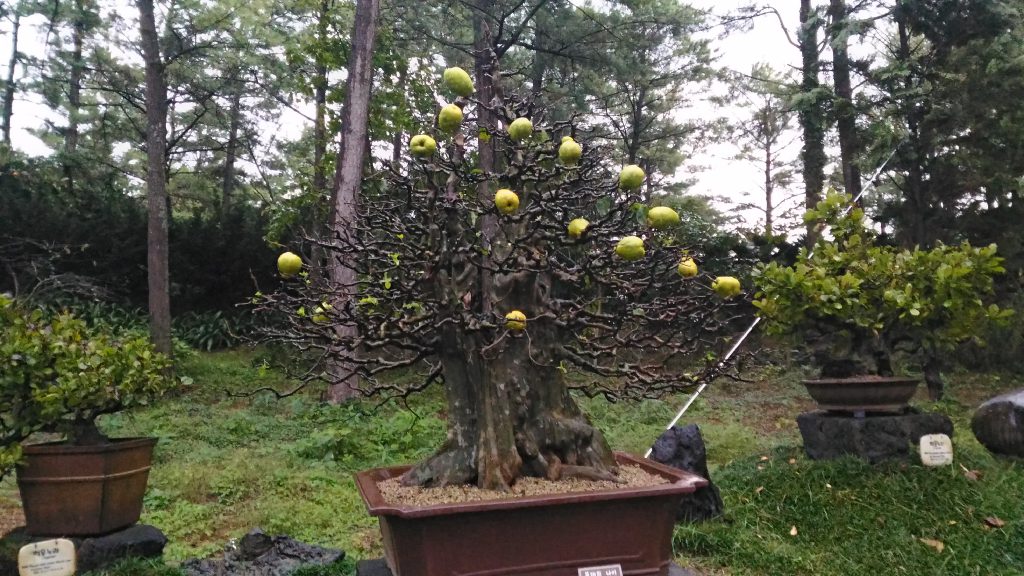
560 465 625 483
401 445 476 487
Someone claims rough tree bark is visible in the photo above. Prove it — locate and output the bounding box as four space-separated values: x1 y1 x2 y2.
895 4 928 249
62 0 85 194
137 0 173 357
402 0 615 491
325 0 380 403
221 77 243 214
798 0 827 245
2 8 20 146
827 0 862 200
312 0 329 198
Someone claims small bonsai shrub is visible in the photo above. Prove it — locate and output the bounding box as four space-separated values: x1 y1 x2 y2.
0 295 172 478
754 192 1011 386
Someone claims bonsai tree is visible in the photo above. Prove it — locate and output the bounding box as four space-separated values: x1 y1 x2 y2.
256 67 745 490
0 295 172 477
754 191 1011 397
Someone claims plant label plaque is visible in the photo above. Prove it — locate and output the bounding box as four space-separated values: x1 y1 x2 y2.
18 539 75 576
920 433 953 467
579 564 624 576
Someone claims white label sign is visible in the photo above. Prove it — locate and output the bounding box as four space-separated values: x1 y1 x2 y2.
579 564 624 576
18 539 75 576
920 433 954 467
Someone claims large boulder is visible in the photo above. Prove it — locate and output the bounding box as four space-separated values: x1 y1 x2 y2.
649 424 724 522
972 390 1024 457
797 409 953 463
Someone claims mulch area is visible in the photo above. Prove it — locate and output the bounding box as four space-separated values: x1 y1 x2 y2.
0 496 24 538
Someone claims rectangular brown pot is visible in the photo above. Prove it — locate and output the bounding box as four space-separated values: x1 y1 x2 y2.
355 452 707 576
17 437 157 536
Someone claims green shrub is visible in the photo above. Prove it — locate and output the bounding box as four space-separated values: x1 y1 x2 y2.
0 295 173 478
754 192 1011 377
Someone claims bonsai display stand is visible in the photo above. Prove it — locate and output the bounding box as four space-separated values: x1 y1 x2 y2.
2 523 166 574
797 408 953 463
355 558 703 576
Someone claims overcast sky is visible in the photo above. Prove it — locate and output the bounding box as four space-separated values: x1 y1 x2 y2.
1 0 806 228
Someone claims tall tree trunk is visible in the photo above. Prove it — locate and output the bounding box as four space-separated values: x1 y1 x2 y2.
325 0 379 403
390 66 406 168
2 9 20 146
764 127 774 237
312 0 329 198
221 78 242 214
137 0 173 358
828 0 862 200
798 0 827 245
403 0 615 491
895 4 928 249
63 0 84 194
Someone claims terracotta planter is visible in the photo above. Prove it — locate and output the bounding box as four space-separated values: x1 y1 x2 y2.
16 437 157 536
802 377 920 413
355 452 707 576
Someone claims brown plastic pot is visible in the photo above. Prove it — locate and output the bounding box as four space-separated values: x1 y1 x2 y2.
802 377 920 413
355 451 707 576
16 437 157 536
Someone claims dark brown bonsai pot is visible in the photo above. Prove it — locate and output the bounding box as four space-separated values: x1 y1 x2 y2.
802 376 920 413
355 452 707 576
16 437 157 536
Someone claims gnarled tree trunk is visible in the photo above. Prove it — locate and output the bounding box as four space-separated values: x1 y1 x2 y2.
402 1 615 491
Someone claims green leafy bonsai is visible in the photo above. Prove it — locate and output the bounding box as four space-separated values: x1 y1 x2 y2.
754 192 1010 396
0 295 172 477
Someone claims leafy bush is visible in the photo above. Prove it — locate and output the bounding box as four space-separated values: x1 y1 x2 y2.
754 191 1011 378
0 295 173 478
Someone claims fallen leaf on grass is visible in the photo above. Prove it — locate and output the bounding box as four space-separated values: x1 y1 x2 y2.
760 455 770 461
754 486 764 494
788 458 797 465
825 483 833 489
919 538 944 553
960 464 981 481
984 516 1006 528
789 526 798 536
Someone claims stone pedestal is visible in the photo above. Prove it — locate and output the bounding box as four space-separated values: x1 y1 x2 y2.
797 409 953 463
1 523 167 574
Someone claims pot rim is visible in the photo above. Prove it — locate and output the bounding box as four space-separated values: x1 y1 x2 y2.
802 376 920 386
20 436 158 455
355 451 707 519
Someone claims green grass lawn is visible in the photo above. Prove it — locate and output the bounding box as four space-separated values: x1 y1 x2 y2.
3 349 1023 575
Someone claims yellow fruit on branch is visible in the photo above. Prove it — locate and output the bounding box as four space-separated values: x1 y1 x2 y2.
567 218 589 239
505 310 527 330
409 134 437 157
619 165 645 190
558 137 582 165
508 118 533 141
494 189 520 214
438 104 463 133
712 276 742 298
647 206 680 229
443 67 474 97
277 252 302 277
615 236 645 261
677 257 698 278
